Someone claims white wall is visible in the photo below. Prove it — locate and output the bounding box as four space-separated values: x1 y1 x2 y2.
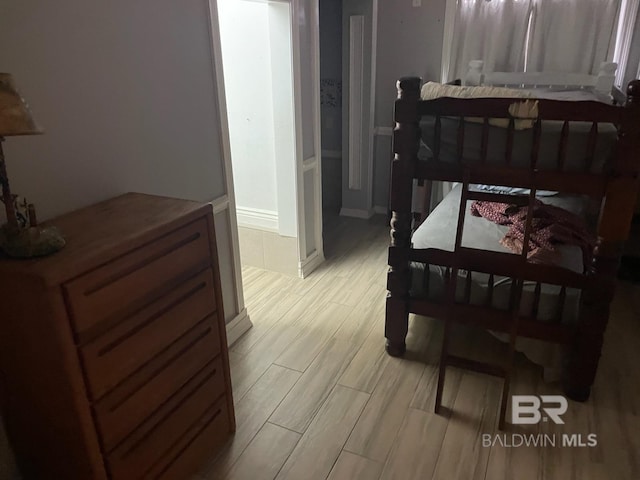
0 0 245 476
0 1 229 221
218 0 279 222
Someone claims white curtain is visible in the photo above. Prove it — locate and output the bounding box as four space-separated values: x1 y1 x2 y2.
449 0 533 80
526 0 620 74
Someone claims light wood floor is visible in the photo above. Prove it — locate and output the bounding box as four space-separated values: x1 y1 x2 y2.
197 215 640 480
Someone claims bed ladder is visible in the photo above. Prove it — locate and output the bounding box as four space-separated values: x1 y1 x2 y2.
434 177 537 430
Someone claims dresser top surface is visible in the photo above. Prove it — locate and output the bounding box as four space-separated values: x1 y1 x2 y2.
0 193 211 286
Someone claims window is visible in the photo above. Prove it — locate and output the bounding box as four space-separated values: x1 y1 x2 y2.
442 0 639 86
613 0 640 86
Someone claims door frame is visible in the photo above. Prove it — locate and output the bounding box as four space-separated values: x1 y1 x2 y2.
206 0 253 344
208 0 324 286
291 0 325 277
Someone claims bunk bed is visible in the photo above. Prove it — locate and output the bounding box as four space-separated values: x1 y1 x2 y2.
385 76 640 428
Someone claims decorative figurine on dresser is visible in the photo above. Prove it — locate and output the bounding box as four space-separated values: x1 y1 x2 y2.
0 73 65 258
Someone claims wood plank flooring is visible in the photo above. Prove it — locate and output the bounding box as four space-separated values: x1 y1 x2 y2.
198 214 640 480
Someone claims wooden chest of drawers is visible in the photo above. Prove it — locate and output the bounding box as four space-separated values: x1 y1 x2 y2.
0 193 235 479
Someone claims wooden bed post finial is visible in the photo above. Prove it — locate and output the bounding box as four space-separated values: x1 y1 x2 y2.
626 79 640 107
396 77 421 101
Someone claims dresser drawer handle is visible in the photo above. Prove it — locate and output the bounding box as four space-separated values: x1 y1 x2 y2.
97 281 207 356
210 408 222 422
107 324 213 414
145 406 224 479
84 232 202 296
120 367 218 459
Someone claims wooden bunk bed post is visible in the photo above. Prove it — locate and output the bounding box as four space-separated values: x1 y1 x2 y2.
385 77 422 357
564 79 640 401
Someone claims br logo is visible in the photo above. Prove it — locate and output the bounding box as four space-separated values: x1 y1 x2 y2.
511 395 568 425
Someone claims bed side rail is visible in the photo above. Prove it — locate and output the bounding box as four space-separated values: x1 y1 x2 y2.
407 299 574 344
414 161 608 197
396 246 596 290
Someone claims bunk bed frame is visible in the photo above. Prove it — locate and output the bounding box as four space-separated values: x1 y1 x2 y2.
385 77 640 425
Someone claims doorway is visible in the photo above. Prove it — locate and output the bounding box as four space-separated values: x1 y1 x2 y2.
217 0 324 279
217 0 299 276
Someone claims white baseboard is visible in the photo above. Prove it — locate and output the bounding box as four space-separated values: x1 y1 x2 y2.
321 149 342 159
373 205 388 215
299 251 325 278
225 308 252 346
236 207 279 232
339 207 374 219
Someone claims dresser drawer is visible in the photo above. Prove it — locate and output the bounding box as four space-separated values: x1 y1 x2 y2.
64 218 212 335
94 321 222 452
142 396 231 480
80 269 218 400
107 361 224 480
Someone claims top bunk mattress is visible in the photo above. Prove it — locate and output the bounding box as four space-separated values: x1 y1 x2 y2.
419 89 618 173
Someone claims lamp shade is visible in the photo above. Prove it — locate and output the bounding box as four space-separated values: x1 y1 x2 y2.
0 73 42 136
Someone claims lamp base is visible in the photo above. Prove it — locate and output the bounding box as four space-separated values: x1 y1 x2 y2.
0 224 65 258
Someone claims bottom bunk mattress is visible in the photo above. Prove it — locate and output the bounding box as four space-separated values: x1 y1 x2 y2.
409 184 588 378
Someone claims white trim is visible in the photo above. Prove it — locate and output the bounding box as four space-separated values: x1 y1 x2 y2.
348 15 365 190
441 0 457 82
298 250 325 278
290 0 324 276
613 0 640 88
366 0 378 215
311 0 325 269
321 149 342 159
211 194 230 214
373 205 388 215
339 207 374 219
374 126 393 136
206 1 246 312
303 155 317 172
225 308 252 346
290 0 304 271
291 0 306 274
236 207 279 232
